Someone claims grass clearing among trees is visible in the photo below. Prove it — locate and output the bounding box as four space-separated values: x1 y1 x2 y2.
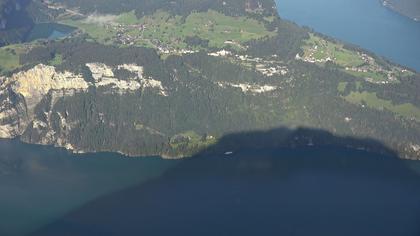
344 91 420 121
0 44 26 74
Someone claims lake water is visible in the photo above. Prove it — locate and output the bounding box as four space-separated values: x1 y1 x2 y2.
1 139 420 236
275 0 420 71
2 2 420 235
0 139 176 236
25 23 75 42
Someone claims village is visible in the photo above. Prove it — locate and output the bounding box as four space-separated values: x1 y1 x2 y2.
297 34 412 84
209 49 289 77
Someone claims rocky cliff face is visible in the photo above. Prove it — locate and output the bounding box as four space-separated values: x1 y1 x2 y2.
0 63 168 151
0 47 304 158
0 83 27 138
0 64 86 138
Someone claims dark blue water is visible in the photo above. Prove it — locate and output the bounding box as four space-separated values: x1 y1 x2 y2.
0 139 176 236
275 0 420 71
1 138 420 235
24 146 420 236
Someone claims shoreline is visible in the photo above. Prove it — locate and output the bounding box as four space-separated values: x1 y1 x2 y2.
3 136 419 161
381 0 420 22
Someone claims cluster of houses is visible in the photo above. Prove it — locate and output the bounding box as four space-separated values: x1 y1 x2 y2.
107 23 147 46
344 53 403 84
295 44 334 64
109 23 200 55
209 49 289 77
297 41 408 84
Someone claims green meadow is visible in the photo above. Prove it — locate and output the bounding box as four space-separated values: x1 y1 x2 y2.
61 10 276 51
345 91 420 121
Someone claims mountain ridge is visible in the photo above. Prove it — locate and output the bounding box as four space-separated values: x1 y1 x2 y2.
0 0 419 159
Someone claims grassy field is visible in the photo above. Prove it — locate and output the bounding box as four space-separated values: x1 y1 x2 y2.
61 10 276 51
301 34 412 83
337 82 348 93
302 34 365 67
344 91 420 121
48 53 64 66
182 10 276 48
60 18 117 45
346 70 387 82
0 44 26 74
127 11 187 49
116 11 139 25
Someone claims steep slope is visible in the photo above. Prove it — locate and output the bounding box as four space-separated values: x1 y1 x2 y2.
0 0 419 159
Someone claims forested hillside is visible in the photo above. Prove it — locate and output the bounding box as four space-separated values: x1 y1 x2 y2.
0 0 419 159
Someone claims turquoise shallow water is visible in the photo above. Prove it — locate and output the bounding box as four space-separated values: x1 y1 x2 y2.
275 0 420 71
47 30 68 40
25 23 75 42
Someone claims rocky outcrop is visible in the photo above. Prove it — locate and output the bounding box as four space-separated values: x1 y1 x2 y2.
0 86 27 138
0 62 167 141
10 64 89 111
86 63 168 96
217 81 278 94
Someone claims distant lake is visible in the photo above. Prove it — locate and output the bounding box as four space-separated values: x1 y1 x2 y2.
275 0 420 71
1 139 420 236
25 23 75 42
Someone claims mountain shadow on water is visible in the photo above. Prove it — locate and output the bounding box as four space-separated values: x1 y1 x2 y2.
31 127 420 236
